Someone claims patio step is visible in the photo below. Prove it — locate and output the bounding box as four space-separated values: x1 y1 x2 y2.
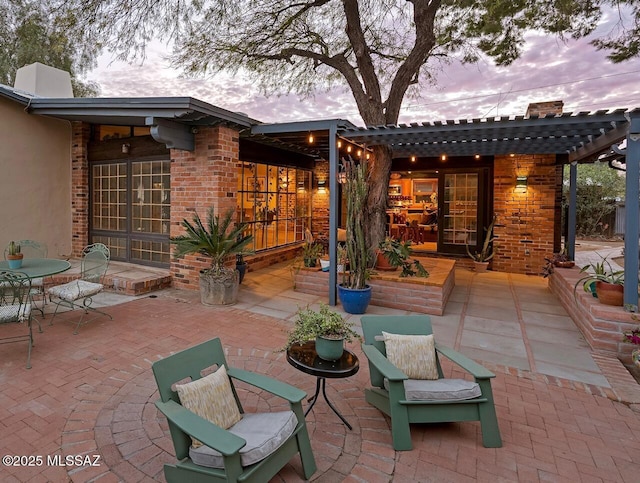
48 260 172 296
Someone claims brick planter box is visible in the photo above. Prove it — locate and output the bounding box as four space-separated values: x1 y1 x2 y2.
548 266 638 364
294 256 456 316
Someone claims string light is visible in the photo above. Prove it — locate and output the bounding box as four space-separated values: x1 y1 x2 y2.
357 149 362 157
308 132 314 144
337 140 342 148
347 145 352 153
440 154 447 161
410 156 416 162
475 154 480 160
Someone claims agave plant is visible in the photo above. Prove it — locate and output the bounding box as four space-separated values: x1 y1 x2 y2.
171 206 253 275
466 215 497 262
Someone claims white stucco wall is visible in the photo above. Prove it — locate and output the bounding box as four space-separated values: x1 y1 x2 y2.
0 97 73 257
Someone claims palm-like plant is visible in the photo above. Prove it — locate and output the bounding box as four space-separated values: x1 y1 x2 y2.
171 206 253 276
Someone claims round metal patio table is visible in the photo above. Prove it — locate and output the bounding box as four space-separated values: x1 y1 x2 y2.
0 258 71 278
286 341 359 429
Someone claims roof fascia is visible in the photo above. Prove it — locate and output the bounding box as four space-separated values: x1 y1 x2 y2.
252 119 356 135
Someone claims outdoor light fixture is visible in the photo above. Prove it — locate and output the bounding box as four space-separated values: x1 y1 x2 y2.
337 140 342 148
410 156 416 162
516 175 528 190
440 154 447 161
317 179 327 193
347 145 352 153
475 154 480 160
308 132 314 144
357 149 362 157
122 143 130 154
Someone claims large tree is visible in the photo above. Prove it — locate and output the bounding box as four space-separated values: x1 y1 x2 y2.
61 0 639 247
0 0 98 97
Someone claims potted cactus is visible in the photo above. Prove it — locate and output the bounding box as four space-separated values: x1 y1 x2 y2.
6 241 23 269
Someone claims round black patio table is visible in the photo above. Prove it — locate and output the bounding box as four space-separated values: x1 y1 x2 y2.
286 341 359 429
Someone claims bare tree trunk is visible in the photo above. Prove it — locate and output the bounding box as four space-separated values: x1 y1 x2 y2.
365 145 393 260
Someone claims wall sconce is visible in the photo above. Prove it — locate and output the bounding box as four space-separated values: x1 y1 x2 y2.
122 143 130 154
516 175 528 191
297 181 305 192
317 179 327 193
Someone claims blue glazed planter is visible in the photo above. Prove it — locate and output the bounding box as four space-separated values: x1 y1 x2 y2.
337 284 372 314
7 257 23 269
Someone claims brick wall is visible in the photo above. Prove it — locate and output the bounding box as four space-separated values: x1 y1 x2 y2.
493 154 558 275
526 100 564 117
312 159 330 242
170 126 240 290
71 122 91 256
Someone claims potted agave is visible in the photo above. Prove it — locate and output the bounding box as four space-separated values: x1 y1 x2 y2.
171 206 253 305
6 241 23 269
466 215 497 272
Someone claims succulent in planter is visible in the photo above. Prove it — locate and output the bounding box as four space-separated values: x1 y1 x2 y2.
574 255 624 306
6 241 23 268
466 215 497 264
171 206 253 305
541 249 575 278
301 242 323 268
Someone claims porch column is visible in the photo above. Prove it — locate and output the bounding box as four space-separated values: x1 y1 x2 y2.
328 125 338 306
624 115 640 309
567 162 577 260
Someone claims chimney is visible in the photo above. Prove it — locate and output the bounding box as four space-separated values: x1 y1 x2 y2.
525 100 563 118
13 62 74 98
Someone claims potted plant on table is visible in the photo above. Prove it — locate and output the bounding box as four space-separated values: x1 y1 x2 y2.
6 241 23 269
338 157 372 314
171 206 253 305
466 215 497 272
283 304 361 361
574 255 624 306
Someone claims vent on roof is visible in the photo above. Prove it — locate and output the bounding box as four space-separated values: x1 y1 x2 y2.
14 62 74 98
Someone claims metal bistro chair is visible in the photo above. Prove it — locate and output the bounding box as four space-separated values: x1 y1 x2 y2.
47 243 112 334
152 338 317 483
0 271 34 369
3 239 48 319
361 315 502 450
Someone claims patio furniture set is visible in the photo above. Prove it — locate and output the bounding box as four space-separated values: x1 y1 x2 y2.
152 315 502 482
0 241 112 368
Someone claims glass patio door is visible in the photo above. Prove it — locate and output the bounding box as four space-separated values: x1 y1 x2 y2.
90 157 171 266
440 171 489 254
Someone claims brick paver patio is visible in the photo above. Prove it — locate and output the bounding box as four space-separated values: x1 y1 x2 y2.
1 288 640 482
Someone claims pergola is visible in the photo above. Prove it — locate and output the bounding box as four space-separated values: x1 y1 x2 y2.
252 109 640 309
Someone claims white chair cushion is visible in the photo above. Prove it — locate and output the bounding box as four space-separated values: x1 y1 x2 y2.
0 303 31 323
176 366 242 448
48 280 103 302
30 277 44 287
190 410 298 469
384 378 481 401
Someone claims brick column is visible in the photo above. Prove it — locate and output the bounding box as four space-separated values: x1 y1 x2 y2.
71 122 91 257
170 126 240 290
493 154 558 275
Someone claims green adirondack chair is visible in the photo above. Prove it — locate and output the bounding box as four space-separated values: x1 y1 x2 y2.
361 315 502 450
151 338 317 483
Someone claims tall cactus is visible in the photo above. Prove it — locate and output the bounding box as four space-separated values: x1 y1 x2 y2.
342 157 369 289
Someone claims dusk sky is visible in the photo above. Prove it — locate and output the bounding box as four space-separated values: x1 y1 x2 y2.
86 8 640 126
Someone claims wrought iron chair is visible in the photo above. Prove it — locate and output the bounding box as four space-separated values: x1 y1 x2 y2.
361 315 502 450
3 239 48 321
152 338 317 483
0 271 34 369
47 243 112 334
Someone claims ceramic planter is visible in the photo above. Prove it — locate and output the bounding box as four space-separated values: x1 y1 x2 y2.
595 281 623 306
315 335 344 361
337 284 372 314
7 254 23 269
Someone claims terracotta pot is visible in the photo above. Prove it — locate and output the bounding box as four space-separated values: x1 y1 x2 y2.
375 252 398 271
595 281 623 306
554 261 575 268
473 261 489 273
